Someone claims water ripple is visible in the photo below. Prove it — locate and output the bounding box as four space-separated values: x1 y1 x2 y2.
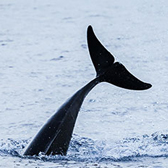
1 132 168 164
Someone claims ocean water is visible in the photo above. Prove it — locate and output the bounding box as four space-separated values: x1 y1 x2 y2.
1 0 168 167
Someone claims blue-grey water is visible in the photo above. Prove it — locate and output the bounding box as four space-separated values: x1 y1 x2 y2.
1 0 168 167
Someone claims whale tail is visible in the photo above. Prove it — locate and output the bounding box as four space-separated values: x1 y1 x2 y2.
23 26 152 157
87 26 151 90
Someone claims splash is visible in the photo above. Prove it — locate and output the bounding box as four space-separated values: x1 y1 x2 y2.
1 133 168 163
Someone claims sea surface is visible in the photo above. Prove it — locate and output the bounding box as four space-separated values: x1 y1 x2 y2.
1 0 168 167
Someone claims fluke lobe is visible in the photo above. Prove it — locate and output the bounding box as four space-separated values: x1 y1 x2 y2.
23 26 151 156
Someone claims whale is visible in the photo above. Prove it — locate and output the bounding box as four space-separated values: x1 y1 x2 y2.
23 26 152 156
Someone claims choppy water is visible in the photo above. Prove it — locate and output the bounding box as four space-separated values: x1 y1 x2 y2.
2 133 168 167
1 0 168 167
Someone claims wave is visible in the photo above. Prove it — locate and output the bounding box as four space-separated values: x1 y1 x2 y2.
1 132 168 163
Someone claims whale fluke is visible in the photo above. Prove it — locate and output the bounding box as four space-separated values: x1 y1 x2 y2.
87 26 152 90
23 26 151 156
